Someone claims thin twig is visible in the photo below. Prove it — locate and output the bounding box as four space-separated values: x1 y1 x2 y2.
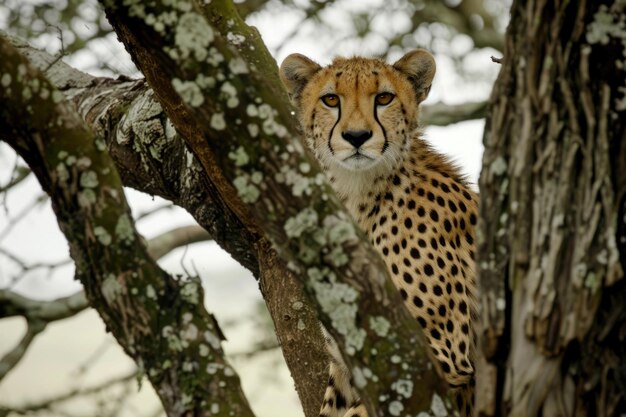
71 338 115 377
0 247 72 289
0 319 47 382
0 370 137 414
0 289 88 321
134 201 175 221
0 154 22 213
43 25 66 72
0 246 71 276
0 193 48 243
229 340 281 359
0 166 30 193
146 224 211 260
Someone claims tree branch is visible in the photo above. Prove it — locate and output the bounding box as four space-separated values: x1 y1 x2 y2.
146 224 211 259
0 290 87 321
3 30 329 417
0 370 136 415
0 319 46 382
135 201 175 221
0 166 30 193
0 225 210 319
0 224 213 383
0 37 256 417
0 194 48 243
422 100 488 126
4 29 262 274
0 245 71 284
2 24 487 414
101 1 455 415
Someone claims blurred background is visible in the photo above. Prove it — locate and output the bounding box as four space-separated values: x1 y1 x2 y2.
0 1 507 416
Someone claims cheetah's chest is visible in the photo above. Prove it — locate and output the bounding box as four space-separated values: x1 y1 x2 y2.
344 172 478 386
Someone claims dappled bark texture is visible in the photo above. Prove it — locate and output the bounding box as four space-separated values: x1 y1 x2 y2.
477 1 626 416
256 243 330 415
9 32 260 274
67 54 329 417
101 0 456 415
0 37 256 417
6 32 329 417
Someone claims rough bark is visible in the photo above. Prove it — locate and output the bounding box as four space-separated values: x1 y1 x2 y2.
0 37 256 417
255 241 330 415
477 1 626 416
4 30 330 417
2 4 492 416
75 75 330 417
4 31 329 417
99 0 461 415
4 31 261 273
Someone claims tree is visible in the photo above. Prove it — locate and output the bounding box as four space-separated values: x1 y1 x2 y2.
0 1 623 417
477 1 626 415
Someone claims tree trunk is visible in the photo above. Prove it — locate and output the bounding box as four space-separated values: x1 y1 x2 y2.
477 1 626 416
100 0 456 415
0 37 257 417
2 1 459 415
3 31 330 417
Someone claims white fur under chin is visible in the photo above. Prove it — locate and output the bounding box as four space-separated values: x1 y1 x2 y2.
331 164 382 197
320 142 405 215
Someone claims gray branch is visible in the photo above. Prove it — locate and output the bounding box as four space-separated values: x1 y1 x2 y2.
0 225 212 322
0 319 46 382
0 291 87 321
146 225 211 260
0 35 256 416
3 30 328 417
0 370 136 415
0 225 213 380
422 100 488 126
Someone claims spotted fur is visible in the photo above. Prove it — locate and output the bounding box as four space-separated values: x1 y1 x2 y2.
280 50 477 417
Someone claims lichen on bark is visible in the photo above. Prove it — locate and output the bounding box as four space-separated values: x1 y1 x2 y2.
100 0 456 415
0 36 256 417
477 1 626 415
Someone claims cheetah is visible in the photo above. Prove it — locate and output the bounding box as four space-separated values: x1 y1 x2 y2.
280 49 478 417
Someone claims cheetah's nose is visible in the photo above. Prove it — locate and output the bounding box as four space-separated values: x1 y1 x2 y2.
342 130 372 148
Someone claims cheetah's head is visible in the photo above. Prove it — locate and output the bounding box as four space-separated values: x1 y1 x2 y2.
280 50 435 177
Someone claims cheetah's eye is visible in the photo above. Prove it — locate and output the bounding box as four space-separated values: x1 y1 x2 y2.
321 94 340 108
375 92 395 106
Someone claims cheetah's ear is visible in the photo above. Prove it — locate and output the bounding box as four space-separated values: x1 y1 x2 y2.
393 49 436 103
280 54 322 103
